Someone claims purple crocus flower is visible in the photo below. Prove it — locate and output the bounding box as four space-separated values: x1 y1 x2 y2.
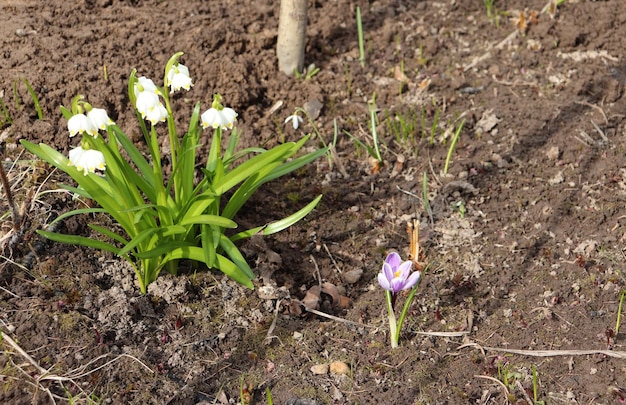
378 252 420 294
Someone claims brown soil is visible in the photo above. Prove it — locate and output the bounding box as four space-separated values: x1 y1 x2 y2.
2 0 626 404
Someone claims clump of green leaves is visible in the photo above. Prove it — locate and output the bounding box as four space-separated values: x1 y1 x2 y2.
22 53 326 293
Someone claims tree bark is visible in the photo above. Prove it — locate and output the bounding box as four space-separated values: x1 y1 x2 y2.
277 0 307 76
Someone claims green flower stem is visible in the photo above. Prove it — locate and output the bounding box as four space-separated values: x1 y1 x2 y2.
394 285 419 346
385 290 399 348
386 264 427 349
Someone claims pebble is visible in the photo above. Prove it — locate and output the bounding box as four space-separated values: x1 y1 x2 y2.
329 361 350 375
342 269 363 284
310 363 329 375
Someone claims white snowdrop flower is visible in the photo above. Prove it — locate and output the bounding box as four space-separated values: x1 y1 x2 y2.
167 63 193 93
68 146 106 176
201 107 238 130
134 77 168 125
87 107 114 130
135 91 161 116
285 112 303 130
144 102 168 125
134 76 159 97
68 113 98 137
201 94 237 130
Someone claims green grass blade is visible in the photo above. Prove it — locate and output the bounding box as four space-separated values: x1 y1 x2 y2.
444 119 464 175
356 6 365 67
22 78 43 120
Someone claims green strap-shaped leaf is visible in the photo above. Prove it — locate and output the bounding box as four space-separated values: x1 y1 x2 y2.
37 230 121 255
219 235 254 279
49 207 107 225
230 195 322 242
89 224 129 245
134 241 195 259
201 224 216 268
213 141 298 195
180 215 237 228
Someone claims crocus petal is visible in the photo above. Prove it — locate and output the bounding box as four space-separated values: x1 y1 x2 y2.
385 252 402 271
390 277 406 294
396 261 413 279
382 262 395 283
403 271 421 291
378 273 391 291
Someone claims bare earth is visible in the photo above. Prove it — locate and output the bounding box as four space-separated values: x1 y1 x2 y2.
2 0 626 404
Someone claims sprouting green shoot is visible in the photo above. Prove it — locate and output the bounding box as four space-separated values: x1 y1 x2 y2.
356 6 365 68
422 172 430 221
343 117 380 161
430 107 440 144
532 364 545 405
305 63 320 80
420 107 427 138
0 97 12 126
344 63 352 96
266 387 274 405
368 102 382 161
386 110 419 157
345 96 382 162
294 63 320 80
13 79 21 112
443 119 464 175
616 289 626 335
483 0 498 26
417 43 428 66
272 116 286 144
22 78 43 120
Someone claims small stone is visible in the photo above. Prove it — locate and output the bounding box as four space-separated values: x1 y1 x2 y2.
257 285 278 300
342 269 363 284
329 361 350 375
548 171 564 185
545 146 560 160
304 98 323 120
310 363 329 375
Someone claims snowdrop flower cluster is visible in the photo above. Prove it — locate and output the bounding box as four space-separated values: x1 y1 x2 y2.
22 52 325 295
201 94 237 130
66 99 114 175
134 76 168 126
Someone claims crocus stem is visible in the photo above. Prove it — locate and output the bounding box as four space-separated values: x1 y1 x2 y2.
395 285 419 346
385 290 399 349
